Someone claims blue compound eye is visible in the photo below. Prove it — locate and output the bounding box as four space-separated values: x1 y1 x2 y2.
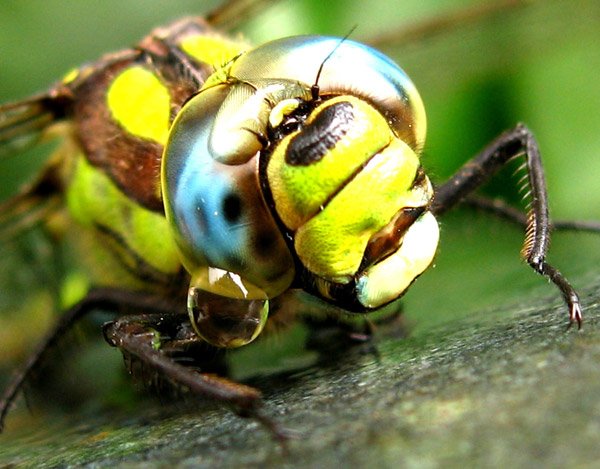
161 85 296 303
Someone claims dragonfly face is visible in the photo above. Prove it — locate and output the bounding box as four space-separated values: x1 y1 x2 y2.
162 35 438 346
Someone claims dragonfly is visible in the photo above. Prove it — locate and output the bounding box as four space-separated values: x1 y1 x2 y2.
1 0 599 443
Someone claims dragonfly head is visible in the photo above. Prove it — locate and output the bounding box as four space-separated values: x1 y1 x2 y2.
162 36 439 347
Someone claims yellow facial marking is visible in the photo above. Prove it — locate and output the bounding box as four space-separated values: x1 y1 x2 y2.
269 98 301 128
268 97 392 231
293 139 420 281
107 66 170 144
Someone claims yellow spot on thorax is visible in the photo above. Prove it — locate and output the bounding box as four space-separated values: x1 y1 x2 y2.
179 34 248 71
62 68 79 84
107 66 170 144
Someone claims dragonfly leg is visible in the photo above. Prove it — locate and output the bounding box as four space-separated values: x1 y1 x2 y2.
102 313 291 444
1 285 291 443
0 287 183 432
431 124 582 327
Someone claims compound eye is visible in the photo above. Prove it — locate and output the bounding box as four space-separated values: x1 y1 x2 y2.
162 86 295 299
188 287 269 348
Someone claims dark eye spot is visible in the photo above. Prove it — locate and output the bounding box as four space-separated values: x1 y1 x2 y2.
222 193 242 223
255 231 276 257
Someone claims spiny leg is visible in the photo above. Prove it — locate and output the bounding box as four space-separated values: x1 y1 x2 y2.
431 124 582 327
102 314 290 443
0 287 184 431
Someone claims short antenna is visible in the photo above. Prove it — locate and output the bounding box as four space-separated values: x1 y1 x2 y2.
311 26 357 101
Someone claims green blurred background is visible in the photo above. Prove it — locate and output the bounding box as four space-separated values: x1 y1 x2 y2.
0 0 599 437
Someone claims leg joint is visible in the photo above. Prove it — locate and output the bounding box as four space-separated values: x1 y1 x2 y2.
526 253 545 273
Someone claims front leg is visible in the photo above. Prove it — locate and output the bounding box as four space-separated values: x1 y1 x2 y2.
102 313 290 443
431 124 582 326
0 287 182 431
0 287 288 443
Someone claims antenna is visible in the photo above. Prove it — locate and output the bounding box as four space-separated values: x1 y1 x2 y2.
311 26 357 102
